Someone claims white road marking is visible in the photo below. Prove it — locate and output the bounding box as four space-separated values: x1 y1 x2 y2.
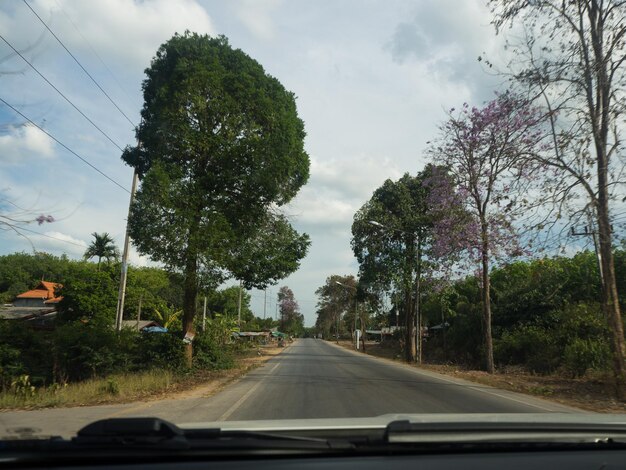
217 362 282 421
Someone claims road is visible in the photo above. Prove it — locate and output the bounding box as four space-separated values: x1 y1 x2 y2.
0 338 577 437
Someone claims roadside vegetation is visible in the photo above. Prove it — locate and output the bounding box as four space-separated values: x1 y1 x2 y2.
0 249 302 410
316 0 626 401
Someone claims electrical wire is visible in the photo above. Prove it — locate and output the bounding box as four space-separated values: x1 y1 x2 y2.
22 0 136 128
15 226 86 248
0 33 125 152
52 0 136 107
0 97 130 194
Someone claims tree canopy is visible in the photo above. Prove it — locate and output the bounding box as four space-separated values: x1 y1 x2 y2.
121 33 311 357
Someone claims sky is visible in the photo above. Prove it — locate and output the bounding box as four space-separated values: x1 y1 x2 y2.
1 0 514 325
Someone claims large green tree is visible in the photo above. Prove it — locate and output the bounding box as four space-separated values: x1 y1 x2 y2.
314 274 357 340
351 168 444 362
121 33 310 362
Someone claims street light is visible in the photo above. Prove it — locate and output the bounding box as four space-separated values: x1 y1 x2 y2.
367 219 422 364
335 281 364 351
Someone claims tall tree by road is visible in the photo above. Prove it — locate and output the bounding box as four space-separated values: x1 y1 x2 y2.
277 286 304 336
351 170 440 362
83 232 119 270
122 33 310 363
491 0 626 398
315 275 357 339
429 93 544 373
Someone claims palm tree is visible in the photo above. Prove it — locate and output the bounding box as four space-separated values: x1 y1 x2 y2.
84 232 119 270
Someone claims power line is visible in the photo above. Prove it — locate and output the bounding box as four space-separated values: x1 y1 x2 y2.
0 97 130 193
52 0 136 107
15 226 86 248
22 0 136 128
0 33 124 152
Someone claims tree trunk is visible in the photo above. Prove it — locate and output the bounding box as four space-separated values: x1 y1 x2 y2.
182 251 198 368
481 221 494 373
405 287 416 363
597 201 626 399
361 311 366 352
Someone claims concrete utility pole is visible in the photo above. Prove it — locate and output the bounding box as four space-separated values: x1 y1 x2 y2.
571 218 611 288
237 280 243 328
263 289 267 319
202 296 207 332
115 169 139 331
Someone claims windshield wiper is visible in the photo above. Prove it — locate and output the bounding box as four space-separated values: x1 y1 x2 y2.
0 418 353 454
384 420 626 446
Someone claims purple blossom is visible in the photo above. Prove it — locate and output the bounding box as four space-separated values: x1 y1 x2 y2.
35 214 55 225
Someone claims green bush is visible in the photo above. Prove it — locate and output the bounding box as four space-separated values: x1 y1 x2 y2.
193 333 234 370
53 320 138 382
137 332 186 371
563 338 610 378
495 325 561 374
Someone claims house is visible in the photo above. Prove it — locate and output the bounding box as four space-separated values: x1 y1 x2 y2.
13 281 63 308
121 320 162 332
0 281 63 328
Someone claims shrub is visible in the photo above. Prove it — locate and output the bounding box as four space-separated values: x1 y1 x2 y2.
563 338 610 378
53 319 138 381
193 333 234 370
137 332 186 371
495 325 561 374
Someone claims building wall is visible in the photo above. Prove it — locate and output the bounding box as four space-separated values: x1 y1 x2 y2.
13 298 46 308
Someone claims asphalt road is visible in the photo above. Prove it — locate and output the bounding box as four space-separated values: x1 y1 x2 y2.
0 338 577 437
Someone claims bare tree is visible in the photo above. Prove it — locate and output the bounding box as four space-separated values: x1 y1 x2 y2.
491 0 626 398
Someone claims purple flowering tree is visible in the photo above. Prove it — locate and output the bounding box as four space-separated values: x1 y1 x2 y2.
428 92 544 373
278 286 304 335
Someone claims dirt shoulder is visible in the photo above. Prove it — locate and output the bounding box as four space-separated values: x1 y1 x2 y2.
333 340 625 413
165 343 286 401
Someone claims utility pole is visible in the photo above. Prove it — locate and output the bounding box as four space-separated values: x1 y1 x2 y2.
136 294 142 329
571 220 611 288
202 296 207 332
263 289 267 319
237 280 243 328
416 235 422 364
115 169 139 331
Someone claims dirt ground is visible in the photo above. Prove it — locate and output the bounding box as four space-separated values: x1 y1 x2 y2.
167 343 286 401
335 339 626 413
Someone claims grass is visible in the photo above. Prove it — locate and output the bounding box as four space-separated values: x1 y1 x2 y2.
0 343 285 411
0 370 174 410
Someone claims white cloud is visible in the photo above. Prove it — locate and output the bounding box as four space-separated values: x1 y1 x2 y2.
0 124 55 164
3 0 214 72
234 0 282 40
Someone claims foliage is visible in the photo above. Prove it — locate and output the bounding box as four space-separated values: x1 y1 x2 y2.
83 232 119 268
422 251 615 376
351 166 458 360
121 32 310 346
428 92 545 372
278 286 304 335
193 332 234 370
314 275 357 338
490 0 626 397
56 263 119 324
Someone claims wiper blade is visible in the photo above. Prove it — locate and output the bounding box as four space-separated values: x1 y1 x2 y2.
0 418 352 453
74 418 189 449
385 420 626 445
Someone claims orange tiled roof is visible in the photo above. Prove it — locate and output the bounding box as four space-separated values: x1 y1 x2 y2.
16 281 63 302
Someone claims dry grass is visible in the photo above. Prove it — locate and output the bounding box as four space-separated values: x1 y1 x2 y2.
0 343 286 411
0 370 174 410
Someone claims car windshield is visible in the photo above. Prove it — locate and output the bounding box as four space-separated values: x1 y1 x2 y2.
0 0 625 442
